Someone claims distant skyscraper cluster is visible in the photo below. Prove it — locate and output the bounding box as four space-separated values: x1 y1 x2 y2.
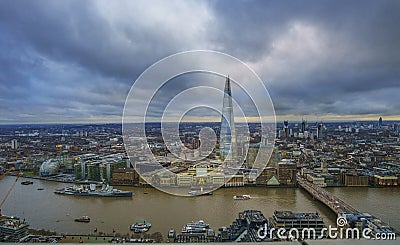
277 119 324 140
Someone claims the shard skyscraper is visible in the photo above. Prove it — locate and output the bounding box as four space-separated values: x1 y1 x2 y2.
219 76 236 161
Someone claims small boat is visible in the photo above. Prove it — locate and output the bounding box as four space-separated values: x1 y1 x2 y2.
207 228 215 237
186 220 209 229
167 228 176 238
233 195 251 200
74 216 90 223
182 226 206 233
188 191 213 196
21 181 33 185
181 220 209 233
130 220 152 233
37 188 44 190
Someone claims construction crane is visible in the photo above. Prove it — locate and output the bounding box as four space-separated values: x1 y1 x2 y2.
0 169 22 219
0 167 15 181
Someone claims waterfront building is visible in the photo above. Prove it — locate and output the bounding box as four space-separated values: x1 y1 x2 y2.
73 153 126 182
373 174 398 186
209 172 225 186
219 76 237 161
366 218 396 238
339 212 373 230
220 210 267 242
321 173 336 186
177 173 193 187
39 158 60 177
266 176 280 185
306 173 326 187
339 212 395 238
193 174 211 186
269 211 325 239
111 168 139 185
255 167 278 186
341 172 369 187
74 162 85 180
278 161 297 185
224 174 245 187
158 173 176 187
0 216 29 242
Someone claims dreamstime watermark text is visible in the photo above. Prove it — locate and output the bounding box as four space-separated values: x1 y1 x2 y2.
257 217 396 241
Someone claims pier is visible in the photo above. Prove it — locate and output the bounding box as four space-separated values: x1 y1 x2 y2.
297 174 358 214
173 234 215 243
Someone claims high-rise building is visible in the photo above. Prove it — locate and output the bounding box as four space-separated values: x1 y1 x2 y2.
283 121 289 138
301 118 307 133
378 117 383 128
220 76 236 161
317 123 324 139
11 139 18 150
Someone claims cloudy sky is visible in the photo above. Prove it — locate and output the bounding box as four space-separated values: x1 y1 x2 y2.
1 0 400 124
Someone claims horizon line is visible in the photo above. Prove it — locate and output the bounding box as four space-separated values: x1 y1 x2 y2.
1 119 400 126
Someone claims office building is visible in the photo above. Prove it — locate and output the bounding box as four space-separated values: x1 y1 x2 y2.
269 211 326 239
278 161 297 185
10 139 18 150
0 216 29 242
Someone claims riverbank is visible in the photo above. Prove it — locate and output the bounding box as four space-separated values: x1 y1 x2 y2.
15 173 400 189
1 176 399 242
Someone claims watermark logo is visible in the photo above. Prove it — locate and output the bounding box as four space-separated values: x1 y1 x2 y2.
258 216 396 241
122 50 276 196
336 216 347 227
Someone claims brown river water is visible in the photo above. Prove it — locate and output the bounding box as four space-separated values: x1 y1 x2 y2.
0 176 398 238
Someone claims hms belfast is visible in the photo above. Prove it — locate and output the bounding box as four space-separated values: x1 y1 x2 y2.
54 183 132 197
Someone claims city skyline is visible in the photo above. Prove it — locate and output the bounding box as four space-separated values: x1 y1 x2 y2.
1 1 400 124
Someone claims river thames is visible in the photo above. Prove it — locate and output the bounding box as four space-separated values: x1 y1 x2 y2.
0 176 399 238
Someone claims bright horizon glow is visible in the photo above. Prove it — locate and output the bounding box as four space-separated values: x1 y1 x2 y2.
2 114 400 125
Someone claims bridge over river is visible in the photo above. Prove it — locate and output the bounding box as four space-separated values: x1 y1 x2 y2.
297 174 358 215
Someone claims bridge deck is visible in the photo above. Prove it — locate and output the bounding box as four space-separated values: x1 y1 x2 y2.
297 174 357 215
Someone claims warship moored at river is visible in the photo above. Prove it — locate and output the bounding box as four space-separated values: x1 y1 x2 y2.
54 184 132 197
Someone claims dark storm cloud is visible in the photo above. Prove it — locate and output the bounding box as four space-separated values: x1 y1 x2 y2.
0 0 213 123
0 0 400 123
210 0 400 117
0 1 159 80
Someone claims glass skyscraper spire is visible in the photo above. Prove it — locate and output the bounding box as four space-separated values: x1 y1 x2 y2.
219 76 236 161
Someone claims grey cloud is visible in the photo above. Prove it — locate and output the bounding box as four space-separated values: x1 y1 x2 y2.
0 0 400 123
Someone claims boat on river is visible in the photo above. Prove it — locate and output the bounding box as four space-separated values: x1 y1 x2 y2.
54 184 132 197
130 220 152 233
181 220 209 233
74 216 90 223
233 195 251 200
21 181 33 185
